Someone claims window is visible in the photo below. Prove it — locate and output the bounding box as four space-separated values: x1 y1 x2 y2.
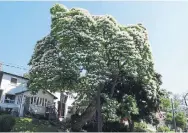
36 97 39 105
39 98 42 105
45 99 47 107
34 97 36 104
68 95 73 99
30 97 33 104
58 101 65 117
42 98 44 106
4 94 15 103
10 77 17 85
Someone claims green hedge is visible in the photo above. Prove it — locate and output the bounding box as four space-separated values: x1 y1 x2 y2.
12 118 57 132
0 114 16 132
134 122 147 132
157 126 170 132
0 109 10 115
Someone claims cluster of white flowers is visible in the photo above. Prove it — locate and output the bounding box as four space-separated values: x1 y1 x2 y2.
29 4 161 107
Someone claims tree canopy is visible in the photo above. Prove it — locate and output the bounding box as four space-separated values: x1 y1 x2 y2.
28 4 163 131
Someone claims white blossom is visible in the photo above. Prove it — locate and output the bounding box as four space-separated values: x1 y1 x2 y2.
29 4 160 110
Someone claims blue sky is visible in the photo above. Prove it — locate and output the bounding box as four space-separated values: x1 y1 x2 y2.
0 1 188 94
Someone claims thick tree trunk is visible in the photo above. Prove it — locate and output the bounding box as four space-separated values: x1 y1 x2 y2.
71 81 118 132
71 83 105 132
97 85 102 132
71 98 97 131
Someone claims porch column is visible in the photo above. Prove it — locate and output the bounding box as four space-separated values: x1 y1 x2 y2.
19 94 25 117
1 95 5 103
32 96 34 104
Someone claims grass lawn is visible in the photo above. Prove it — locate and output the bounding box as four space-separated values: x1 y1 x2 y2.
11 117 58 132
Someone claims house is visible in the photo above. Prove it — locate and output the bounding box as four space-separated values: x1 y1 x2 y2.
15 87 58 117
0 71 77 119
0 71 28 104
52 91 77 119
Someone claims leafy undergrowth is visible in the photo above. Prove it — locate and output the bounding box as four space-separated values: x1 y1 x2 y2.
11 117 58 132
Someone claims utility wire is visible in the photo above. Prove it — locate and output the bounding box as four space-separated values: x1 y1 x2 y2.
3 62 27 69
0 62 29 71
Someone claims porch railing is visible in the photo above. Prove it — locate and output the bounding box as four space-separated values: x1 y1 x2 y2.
4 99 15 104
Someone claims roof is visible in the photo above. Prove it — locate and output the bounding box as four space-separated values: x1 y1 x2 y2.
0 71 29 80
15 89 58 99
7 85 28 95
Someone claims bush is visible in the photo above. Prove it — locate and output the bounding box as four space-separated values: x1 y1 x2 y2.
82 121 128 132
0 114 16 132
0 108 10 115
134 122 147 132
12 117 57 132
103 121 128 132
157 126 170 132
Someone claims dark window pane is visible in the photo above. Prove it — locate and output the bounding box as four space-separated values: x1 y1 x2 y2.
31 97 33 104
34 97 36 104
11 78 17 84
5 94 15 103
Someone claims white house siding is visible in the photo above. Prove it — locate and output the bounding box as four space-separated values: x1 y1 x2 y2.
15 93 23 105
52 92 60 111
0 73 28 103
15 90 55 116
65 93 76 118
52 92 77 119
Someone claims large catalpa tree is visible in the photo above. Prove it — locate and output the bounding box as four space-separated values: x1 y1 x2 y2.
28 4 162 131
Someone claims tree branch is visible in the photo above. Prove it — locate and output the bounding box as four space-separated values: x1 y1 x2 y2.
110 74 119 98
183 93 188 106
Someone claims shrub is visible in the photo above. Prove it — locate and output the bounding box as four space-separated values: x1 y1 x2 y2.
82 121 128 132
11 109 19 117
0 114 16 132
12 117 57 132
157 126 170 132
102 121 128 132
134 122 147 132
0 108 10 115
